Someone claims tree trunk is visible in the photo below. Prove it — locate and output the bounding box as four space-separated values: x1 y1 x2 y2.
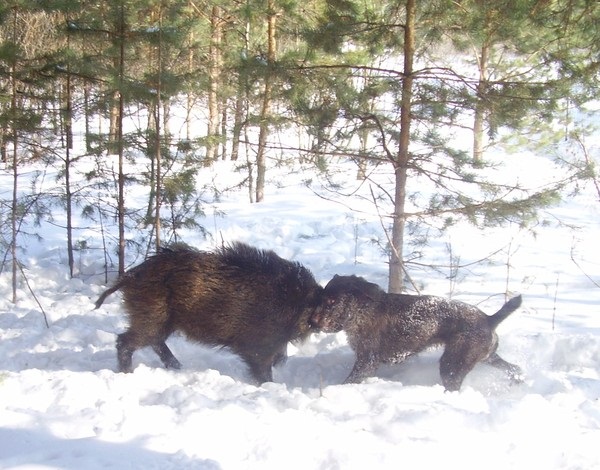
84 81 92 152
64 67 75 278
0 128 5 163
231 81 245 162
255 91 270 201
117 5 126 275
473 43 489 164
109 89 120 154
145 103 156 225
154 10 163 251
357 127 368 180
220 105 227 160
231 8 251 163
357 70 375 180
206 5 222 165
388 0 415 294
11 121 18 304
186 25 195 145
10 24 18 303
256 1 277 203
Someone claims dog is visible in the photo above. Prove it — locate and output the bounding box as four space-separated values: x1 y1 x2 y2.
310 275 523 391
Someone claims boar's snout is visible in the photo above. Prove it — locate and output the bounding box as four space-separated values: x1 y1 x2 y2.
310 306 341 332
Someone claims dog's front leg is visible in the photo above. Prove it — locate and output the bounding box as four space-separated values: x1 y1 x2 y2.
344 350 379 384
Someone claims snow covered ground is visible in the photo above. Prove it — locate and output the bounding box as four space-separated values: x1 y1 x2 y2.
1 142 600 469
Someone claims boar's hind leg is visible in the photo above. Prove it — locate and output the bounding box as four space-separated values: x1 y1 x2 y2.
152 342 182 370
116 331 137 373
116 329 182 373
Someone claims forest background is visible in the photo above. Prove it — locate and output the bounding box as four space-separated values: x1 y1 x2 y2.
1 0 598 298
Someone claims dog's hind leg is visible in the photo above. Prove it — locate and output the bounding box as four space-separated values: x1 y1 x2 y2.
484 352 523 383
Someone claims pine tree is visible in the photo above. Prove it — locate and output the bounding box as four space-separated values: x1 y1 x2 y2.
0 3 61 301
442 0 599 162
64 0 197 267
295 0 572 292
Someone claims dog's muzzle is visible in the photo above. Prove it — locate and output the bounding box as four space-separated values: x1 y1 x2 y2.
309 307 341 332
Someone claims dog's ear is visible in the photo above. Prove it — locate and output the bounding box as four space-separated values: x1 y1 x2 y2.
356 279 385 302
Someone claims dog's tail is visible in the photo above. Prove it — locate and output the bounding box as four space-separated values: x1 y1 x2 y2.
94 281 123 309
488 295 522 329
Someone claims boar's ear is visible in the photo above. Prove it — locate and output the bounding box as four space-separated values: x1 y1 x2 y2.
356 279 385 302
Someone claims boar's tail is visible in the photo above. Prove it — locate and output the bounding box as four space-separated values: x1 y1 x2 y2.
94 282 123 309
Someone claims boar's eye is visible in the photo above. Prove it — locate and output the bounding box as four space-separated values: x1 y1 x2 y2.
326 298 337 307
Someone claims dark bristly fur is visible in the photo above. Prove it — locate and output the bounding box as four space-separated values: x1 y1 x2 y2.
311 275 523 391
95 242 323 384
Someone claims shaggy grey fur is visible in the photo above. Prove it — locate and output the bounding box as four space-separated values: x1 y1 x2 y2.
311 275 523 391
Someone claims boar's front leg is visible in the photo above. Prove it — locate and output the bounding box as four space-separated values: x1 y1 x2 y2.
245 357 274 384
152 342 182 370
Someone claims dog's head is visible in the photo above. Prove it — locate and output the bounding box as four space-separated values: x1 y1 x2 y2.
310 275 385 332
